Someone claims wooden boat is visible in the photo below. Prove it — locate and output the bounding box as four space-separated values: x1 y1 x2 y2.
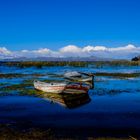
41 92 91 109
65 72 95 89
64 71 94 82
34 80 67 93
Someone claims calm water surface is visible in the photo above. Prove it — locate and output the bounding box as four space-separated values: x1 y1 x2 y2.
0 65 140 137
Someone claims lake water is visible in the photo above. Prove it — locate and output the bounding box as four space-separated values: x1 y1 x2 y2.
0 65 140 138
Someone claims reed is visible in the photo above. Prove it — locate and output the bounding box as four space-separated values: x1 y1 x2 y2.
2 60 139 68
2 61 88 67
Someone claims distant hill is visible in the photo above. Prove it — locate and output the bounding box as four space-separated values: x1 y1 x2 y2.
0 56 116 62
131 56 140 61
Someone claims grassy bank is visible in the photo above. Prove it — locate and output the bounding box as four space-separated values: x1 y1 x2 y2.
1 60 140 68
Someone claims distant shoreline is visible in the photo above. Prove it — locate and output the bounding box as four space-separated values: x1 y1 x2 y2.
0 60 140 67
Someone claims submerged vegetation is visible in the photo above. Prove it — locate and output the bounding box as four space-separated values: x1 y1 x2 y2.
0 73 45 79
0 72 140 79
95 72 140 78
0 124 134 140
0 82 43 96
0 124 54 140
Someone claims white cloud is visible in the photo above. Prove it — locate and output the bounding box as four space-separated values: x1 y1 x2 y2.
109 44 136 51
32 48 51 54
81 44 140 59
60 45 82 53
59 45 85 57
82 44 136 52
0 44 140 60
0 47 15 59
21 50 29 53
0 47 12 54
82 45 107 52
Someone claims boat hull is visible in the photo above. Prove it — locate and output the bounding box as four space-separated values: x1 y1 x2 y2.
34 80 66 93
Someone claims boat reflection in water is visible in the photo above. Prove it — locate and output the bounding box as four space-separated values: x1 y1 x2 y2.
41 92 91 109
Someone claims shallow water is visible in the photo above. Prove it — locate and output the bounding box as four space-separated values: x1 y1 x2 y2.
0 65 140 137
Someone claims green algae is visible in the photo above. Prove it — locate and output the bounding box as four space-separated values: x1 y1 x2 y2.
0 73 27 78
0 73 45 79
95 72 140 78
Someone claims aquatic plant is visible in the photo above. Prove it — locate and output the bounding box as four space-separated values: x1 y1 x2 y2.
0 124 54 140
2 60 140 68
0 83 5 86
0 73 45 79
0 73 27 78
0 124 135 140
95 72 140 78
2 61 88 67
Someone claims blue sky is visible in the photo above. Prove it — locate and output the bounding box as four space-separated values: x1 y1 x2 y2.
0 0 140 51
